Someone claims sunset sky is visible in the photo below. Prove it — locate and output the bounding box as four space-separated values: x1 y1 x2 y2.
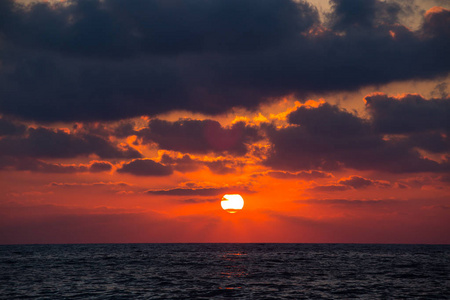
0 0 449 244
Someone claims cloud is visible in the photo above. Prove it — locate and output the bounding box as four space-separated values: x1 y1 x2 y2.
297 198 400 206
310 176 392 191
0 0 448 122
0 157 113 173
365 93 450 134
338 176 373 189
310 185 351 192
364 93 449 154
146 183 253 196
0 117 26 136
431 82 448 98
1 0 316 57
423 6 450 38
264 100 449 173
146 187 227 196
12 158 88 173
179 198 218 204
139 119 261 155
88 161 114 173
255 170 332 180
160 153 243 174
48 182 131 188
397 175 443 189
0 127 141 159
203 160 239 175
113 121 137 138
287 102 369 137
116 159 173 176
328 0 402 30
403 132 449 154
160 154 202 173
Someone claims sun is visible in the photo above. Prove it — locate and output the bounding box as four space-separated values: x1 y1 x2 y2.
221 194 244 213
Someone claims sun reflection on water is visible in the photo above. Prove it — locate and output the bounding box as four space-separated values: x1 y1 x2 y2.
219 251 249 282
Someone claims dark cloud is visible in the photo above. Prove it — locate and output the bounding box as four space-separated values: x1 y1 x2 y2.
265 100 449 173
204 160 239 175
256 170 332 180
48 182 131 188
364 93 450 155
339 176 374 189
338 175 388 189
309 176 391 191
397 175 440 189
328 0 401 30
0 118 26 136
9 158 87 173
33 162 86 174
179 198 218 204
160 153 242 174
431 82 448 98
395 182 409 189
265 102 377 171
288 102 369 137
113 121 137 139
0 127 141 159
139 119 261 155
73 122 113 138
146 184 253 196
328 0 377 29
423 6 450 38
365 93 450 134
0 0 448 122
404 131 449 153
0 157 113 173
147 187 227 196
1 0 315 57
89 161 113 173
146 181 254 196
116 159 173 176
160 154 202 173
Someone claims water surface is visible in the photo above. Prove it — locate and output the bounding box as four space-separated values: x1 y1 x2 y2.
0 244 448 299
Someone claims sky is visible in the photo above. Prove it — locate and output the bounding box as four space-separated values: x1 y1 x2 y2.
0 0 449 244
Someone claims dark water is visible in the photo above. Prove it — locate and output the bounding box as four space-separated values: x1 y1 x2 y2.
0 244 449 299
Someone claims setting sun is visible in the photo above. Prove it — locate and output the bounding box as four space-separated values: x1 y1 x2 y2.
221 194 244 213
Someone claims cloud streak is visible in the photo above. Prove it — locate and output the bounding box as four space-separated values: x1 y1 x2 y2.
146 183 254 196
0 126 141 158
117 159 173 176
0 157 113 173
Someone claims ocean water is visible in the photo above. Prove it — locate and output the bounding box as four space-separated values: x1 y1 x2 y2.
0 244 448 299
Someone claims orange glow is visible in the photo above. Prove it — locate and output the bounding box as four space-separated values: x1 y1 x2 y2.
425 6 447 17
389 30 396 39
0 94 449 244
1 1 450 247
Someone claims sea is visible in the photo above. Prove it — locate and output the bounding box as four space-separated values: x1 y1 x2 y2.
0 243 448 299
